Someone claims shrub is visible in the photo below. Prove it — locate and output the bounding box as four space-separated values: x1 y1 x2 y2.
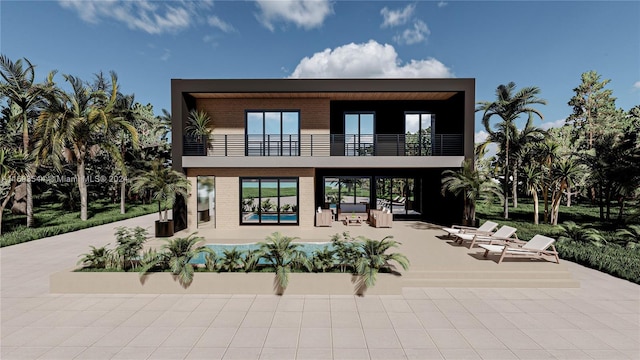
556 241 640 284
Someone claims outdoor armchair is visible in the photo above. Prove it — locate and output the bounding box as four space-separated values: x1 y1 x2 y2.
442 221 498 239
456 225 518 248
477 234 560 264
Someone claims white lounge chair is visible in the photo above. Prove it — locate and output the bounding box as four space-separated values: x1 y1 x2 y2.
477 234 560 264
442 221 498 239
456 225 518 248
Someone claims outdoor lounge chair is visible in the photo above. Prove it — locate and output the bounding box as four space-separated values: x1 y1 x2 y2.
456 225 518 248
442 221 498 239
477 234 560 264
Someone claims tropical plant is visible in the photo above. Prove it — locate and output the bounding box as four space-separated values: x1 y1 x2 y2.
522 163 544 224
355 236 409 288
113 226 148 270
441 160 503 225
138 233 215 287
0 149 34 235
330 232 362 273
129 160 191 222
549 158 584 225
77 245 113 269
218 247 245 272
615 225 640 249
0 55 53 227
258 232 311 293
241 249 261 272
476 82 546 219
184 109 213 137
557 221 606 246
35 72 139 221
311 246 336 272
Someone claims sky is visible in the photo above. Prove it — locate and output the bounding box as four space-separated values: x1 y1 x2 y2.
1 0 639 146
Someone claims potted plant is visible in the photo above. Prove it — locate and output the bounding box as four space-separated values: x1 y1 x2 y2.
130 160 191 237
184 109 213 155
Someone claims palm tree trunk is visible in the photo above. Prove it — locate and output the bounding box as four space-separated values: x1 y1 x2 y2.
120 180 126 214
0 181 17 236
503 142 509 219
532 190 539 225
512 167 518 208
77 160 88 221
23 113 33 228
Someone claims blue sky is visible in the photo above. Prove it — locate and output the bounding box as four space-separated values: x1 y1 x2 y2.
2 1 639 144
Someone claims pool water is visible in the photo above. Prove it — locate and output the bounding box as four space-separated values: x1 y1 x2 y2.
244 213 298 222
190 242 334 264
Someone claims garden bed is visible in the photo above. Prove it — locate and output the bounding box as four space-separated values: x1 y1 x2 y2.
50 269 402 295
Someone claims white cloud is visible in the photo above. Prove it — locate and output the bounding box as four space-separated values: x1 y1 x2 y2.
437 2 448 8
633 81 640 89
393 20 430 45
475 130 489 144
58 0 232 35
208 15 235 33
254 0 333 31
160 48 171 62
289 40 454 78
380 4 415 28
540 118 566 130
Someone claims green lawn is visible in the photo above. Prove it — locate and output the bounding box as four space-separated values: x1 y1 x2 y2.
476 200 640 284
1 201 157 247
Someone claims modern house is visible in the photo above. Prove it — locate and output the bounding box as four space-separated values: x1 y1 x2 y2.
171 78 475 232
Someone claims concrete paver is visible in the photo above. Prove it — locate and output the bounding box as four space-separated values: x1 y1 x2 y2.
1 214 639 359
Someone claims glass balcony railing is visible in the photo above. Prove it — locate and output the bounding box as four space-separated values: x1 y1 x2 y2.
183 133 463 157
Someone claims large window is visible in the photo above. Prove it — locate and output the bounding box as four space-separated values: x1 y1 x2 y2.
241 178 298 225
376 177 421 216
405 112 434 156
197 176 215 228
246 111 299 156
324 177 371 213
345 113 374 156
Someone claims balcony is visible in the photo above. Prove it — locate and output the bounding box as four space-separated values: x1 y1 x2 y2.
183 133 463 157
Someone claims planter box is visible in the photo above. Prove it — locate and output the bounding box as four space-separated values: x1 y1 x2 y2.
50 270 401 295
155 220 174 237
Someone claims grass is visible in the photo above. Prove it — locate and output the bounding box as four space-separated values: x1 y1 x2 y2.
476 199 640 284
1 201 157 247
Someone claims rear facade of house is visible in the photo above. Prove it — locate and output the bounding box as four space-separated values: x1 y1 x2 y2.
171 78 475 232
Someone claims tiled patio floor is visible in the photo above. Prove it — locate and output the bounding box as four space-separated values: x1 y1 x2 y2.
1 214 639 359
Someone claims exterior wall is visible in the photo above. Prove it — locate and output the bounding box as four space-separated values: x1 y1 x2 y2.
195 98 331 157
195 98 330 134
186 168 315 230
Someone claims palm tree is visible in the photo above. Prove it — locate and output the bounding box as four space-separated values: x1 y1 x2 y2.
441 160 503 226
311 246 336 272
129 159 191 222
0 55 52 227
35 72 138 221
522 163 544 224
534 140 560 223
0 149 34 235
258 232 311 294
219 247 244 272
550 158 583 225
139 233 215 287
112 92 143 214
477 82 546 219
355 236 409 288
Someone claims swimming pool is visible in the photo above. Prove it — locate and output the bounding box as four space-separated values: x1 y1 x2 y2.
244 213 298 222
190 242 334 264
